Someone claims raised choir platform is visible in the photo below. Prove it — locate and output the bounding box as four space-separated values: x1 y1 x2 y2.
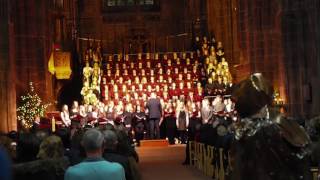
140 139 169 147
98 52 204 107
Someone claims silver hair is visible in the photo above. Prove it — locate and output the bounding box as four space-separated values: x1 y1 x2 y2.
82 128 105 152
103 130 118 150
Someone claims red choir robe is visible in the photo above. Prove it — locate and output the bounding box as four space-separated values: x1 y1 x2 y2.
194 92 203 102
169 88 179 98
149 82 156 89
137 89 145 97
155 91 162 98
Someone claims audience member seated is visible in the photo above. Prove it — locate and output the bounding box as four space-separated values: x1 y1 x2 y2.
16 132 41 163
103 129 133 180
65 129 126 180
13 135 69 180
68 129 86 165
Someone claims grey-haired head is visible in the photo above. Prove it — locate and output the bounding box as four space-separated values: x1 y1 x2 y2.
103 130 118 150
81 128 105 152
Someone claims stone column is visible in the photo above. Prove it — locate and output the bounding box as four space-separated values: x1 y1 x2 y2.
0 0 17 132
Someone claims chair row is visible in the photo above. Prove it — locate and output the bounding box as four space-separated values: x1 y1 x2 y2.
189 141 230 180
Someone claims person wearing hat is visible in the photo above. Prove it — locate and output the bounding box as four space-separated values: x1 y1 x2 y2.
65 129 125 180
230 73 311 180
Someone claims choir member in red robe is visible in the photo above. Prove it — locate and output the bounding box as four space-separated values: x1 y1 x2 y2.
141 77 148 88
176 74 184 85
138 62 143 69
187 92 195 102
155 85 162 97
137 84 145 97
132 69 137 77
173 67 179 80
146 85 153 97
117 77 124 85
169 83 179 99
146 61 151 69
149 77 156 89
134 76 140 86
105 69 113 81
102 85 109 100
121 63 127 71
164 69 172 80
157 75 165 88
162 92 170 103
121 84 128 96
149 69 155 77
178 82 188 97
163 84 169 93
186 73 193 84
158 68 163 76
129 62 135 70
123 69 130 81
194 89 203 102
166 60 174 71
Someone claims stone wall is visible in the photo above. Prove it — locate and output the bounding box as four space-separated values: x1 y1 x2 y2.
229 0 320 117
13 0 55 102
77 0 203 54
281 0 320 117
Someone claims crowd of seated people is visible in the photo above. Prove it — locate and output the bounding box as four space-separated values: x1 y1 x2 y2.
0 121 141 180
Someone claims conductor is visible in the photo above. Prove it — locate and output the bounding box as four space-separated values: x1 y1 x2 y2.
146 92 162 139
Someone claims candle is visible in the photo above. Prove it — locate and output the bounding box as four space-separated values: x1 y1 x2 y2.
51 117 56 133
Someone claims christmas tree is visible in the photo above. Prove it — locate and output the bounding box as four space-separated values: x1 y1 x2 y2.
17 82 51 129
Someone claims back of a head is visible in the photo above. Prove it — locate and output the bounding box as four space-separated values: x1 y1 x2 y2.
105 123 115 131
55 128 71 149
103 130 118 150
16 133 41 162
37 135 64 159
81 129 104 152
35 130 50 142
7 131 18 141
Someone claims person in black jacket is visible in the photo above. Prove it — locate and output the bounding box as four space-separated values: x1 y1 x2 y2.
103 130 133 180
123 104 134 139
133 106 146 146
145 92 162 139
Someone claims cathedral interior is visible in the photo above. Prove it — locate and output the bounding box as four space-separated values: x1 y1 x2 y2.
1 1 320 180
0 0 320 133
